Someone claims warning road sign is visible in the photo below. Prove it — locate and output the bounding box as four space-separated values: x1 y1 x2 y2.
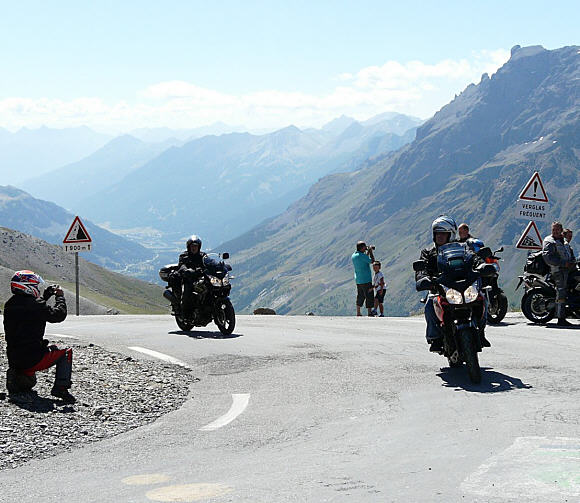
516 221 543 250
519 171 549 202
63 216 92 253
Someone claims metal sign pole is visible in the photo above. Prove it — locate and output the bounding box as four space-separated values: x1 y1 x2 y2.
75 252 80 316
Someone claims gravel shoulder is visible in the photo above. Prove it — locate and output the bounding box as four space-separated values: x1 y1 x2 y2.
0 337 193 471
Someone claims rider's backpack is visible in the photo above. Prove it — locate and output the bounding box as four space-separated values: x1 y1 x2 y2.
524 250 549 276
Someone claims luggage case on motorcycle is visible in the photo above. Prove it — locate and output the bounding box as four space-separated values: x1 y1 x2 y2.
523 251 549 276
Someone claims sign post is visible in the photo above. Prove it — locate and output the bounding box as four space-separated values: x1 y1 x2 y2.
515 172 550 251
62 216 92 316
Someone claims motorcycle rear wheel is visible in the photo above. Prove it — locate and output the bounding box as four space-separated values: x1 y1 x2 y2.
487 292 508 324
214 298 235 336
175 315 194 332
521 288 554 324
459 328 481 384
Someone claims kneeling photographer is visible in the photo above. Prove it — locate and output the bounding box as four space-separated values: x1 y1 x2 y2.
4 270 75 403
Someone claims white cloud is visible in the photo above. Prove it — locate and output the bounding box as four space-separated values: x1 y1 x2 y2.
0 49 510 132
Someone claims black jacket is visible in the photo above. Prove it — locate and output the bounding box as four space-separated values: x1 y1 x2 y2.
178 250 207 271
415 245 439 282
3 294 67 369
415 243 483 283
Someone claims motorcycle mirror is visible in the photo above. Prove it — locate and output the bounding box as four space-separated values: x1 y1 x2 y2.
477 263 497 277
222 253 230 260
478 247 492 259
413 260 427 272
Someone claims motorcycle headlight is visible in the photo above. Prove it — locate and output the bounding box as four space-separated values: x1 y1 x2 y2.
464 281 480 303
209 276 222 287
444 287 463 304
222 274 230 286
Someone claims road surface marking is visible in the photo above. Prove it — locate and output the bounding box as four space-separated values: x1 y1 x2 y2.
46 333 79 339
146 483 233 502
199 394 250 431
122 473 172 485
128 347 191 369
462 437 580 500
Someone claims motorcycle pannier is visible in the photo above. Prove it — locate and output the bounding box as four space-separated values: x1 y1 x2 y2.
159 264 178 282
524 251 549 276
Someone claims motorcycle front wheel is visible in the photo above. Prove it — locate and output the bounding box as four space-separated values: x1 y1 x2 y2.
521 288 555 324
459 328 481 384
487 292 508 324
175 315 194 332
214 298 236 336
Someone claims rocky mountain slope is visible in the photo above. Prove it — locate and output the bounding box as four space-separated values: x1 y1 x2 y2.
0 186 157 277
222 45 580 316
0 227 166 314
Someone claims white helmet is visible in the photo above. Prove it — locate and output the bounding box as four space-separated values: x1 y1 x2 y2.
432 215 457 243
10 270 45 298
186 235 202 251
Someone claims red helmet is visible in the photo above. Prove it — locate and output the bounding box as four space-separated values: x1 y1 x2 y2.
10 270 45 298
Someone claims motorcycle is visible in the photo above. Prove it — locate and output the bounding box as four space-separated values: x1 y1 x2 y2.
516 251 580 324
414 243 497 384
159 253 236 335
477 246 508 324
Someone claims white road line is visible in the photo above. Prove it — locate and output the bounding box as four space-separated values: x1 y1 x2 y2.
199 394 250 431
128 346 192 369
46 333 79 340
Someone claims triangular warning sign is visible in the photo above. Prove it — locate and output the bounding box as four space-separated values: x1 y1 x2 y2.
63 216 92 243
519 171 549 202
516 221 543 250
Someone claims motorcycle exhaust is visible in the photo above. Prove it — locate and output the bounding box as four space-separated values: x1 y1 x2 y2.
163 289 178 304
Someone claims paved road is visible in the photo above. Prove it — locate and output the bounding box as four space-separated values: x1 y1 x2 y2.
1 314 579 502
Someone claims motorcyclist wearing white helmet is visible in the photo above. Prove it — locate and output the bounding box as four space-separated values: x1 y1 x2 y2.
415 216 490 351
170 235 207 320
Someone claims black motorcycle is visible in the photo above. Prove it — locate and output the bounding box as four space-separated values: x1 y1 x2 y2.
478 246 508 324
414 243 496 384
159 253 236 335
516 251 580 324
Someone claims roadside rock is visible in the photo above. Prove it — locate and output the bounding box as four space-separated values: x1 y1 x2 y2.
253 307 276 315
0 337 193 471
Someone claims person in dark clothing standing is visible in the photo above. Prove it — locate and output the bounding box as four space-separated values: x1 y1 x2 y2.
542 221 576 326
169 235 207 319
3 270 75 403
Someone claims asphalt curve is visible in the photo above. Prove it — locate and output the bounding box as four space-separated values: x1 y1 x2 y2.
0 314 578 503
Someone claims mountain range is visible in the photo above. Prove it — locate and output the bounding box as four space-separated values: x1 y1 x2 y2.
69 113 420 250
0 185 156 276
221 45 580 316
0 126 112 184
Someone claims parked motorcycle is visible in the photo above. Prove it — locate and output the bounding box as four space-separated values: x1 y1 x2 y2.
414 243 497 384
516 251 580 324
159 253 235 335
478 246 508 324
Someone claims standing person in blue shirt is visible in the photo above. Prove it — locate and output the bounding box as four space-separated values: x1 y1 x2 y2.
352 241 375 316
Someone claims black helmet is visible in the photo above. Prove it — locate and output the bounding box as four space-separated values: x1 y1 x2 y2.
431 215 457 243
186 235 202 251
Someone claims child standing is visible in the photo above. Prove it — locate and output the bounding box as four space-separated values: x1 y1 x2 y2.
372 261 386 317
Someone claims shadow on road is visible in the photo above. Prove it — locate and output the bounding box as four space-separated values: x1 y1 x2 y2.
169 330 243 340
437 367 533 393
7 391 73 413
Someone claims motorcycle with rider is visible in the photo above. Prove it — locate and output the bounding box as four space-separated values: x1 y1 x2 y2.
414 216 497 384
159 235 235 335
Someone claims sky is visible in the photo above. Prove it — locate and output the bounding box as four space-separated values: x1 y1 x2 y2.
0 0 578 133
